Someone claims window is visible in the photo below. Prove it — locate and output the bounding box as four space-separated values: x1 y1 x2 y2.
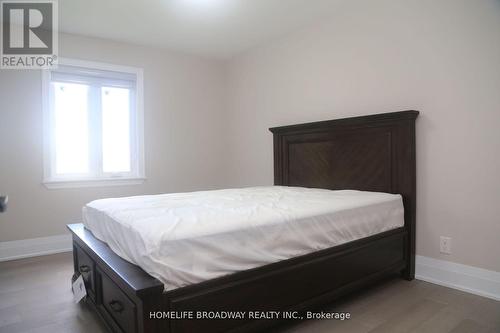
42 58 144 188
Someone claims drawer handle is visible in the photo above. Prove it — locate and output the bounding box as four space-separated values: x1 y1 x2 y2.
79 265 91 273
109 300 124 313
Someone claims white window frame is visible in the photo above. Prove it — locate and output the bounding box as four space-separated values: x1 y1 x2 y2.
42 58 145 189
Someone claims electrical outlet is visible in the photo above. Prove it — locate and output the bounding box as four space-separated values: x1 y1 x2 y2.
440 236 452 255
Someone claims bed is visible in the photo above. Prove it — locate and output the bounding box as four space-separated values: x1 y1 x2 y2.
67 110 418 333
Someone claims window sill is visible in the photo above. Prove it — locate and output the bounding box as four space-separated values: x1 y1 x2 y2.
43 177 146 189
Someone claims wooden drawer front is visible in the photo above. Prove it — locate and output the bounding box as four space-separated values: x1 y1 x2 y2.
75 245 95 300
101 270 137 333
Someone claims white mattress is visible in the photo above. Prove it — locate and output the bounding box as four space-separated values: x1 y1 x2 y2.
82 186 404 291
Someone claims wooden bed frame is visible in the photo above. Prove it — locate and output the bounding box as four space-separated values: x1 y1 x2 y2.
68 110 418 333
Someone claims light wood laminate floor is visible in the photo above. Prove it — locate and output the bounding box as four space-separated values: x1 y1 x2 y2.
0 253 499 333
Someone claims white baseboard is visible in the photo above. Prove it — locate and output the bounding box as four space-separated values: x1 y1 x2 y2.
0 234 72 262
1 237 499 302
416 255 500 301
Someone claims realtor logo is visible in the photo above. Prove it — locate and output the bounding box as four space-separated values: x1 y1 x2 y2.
1 0 58 69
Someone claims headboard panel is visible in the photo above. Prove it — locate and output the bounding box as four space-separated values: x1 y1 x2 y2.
269 110 418 278
286 129 393 192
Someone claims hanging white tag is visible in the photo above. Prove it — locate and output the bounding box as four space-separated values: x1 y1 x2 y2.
72 275 87 303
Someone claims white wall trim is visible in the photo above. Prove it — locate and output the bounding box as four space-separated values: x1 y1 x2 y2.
1 240 499 302
416 255 500 301
43 177 145 189
0 234 72 262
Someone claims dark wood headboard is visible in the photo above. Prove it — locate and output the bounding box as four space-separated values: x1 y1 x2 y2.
269 110 418 277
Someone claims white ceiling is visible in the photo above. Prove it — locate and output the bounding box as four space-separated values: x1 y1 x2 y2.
59 0 342 59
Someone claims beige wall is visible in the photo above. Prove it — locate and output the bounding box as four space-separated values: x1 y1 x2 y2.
224 0 500 272
0 33 228 241
1 0 499 274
